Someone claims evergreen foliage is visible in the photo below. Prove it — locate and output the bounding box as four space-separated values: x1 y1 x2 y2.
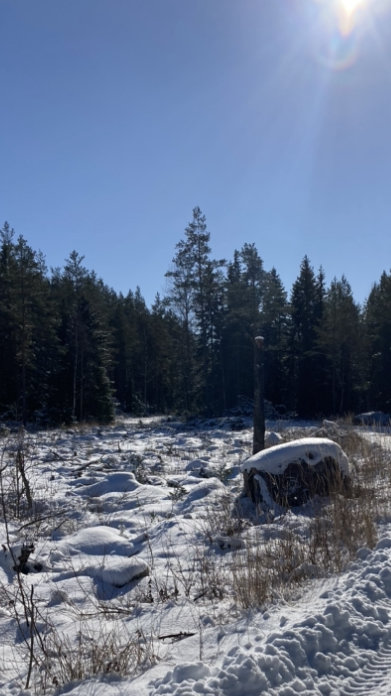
364 271 391 412
318 276 362 414
0 216 387 424
289 257 326 417
259 268 290 409
165 207 225 414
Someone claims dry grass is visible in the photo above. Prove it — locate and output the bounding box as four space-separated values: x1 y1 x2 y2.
36 623 157 694
228 426 390 609
231 492 378 610
200 493 247 544
231 529 309 608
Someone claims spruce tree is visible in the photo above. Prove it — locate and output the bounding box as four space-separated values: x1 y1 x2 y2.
221 244 265 411
53 252 114 423
0 226 60 423
259 268 289 409
317 276 362 414
364 271 391 412
289 256 326 417
165 207 224 414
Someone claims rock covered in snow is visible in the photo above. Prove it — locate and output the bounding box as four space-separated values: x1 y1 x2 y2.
353 411 390 427
241 437 352 509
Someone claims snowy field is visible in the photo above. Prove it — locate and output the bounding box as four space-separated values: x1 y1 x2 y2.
1 416 391 695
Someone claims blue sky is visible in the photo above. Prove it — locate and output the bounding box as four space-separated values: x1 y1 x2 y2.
1 0 391 306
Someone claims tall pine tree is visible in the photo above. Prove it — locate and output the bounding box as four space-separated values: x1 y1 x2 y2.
289 256 326 417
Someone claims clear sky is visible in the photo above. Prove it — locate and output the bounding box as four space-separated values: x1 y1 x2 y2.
2 0 391 307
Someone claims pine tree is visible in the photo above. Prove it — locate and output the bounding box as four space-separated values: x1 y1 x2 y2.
364 271 391 412
318 276 362 414
240 243 264 328
221 244 265 410
0 226 60 423
165 207 225 414
0 223 18 416
289 256 326 417
52 252 114 423
148 294 182 413
259 268 289 408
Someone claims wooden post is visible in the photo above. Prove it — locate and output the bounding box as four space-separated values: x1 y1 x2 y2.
253 336 265 455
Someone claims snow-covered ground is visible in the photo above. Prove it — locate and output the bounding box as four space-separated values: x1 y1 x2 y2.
1 416 391 695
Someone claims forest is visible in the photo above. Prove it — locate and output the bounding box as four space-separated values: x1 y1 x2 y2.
0 208 390 425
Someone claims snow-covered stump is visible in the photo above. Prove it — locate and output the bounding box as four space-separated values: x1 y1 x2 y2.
241 437 352 511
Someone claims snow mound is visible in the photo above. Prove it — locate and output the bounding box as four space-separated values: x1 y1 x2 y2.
54 525 139 556
71 472 139 497
179 478 226 511
83 556 149 587
60 681 132 696
241 437 351 477
265 431 283 447
50 526 149 587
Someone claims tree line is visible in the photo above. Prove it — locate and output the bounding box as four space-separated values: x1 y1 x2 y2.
0 210 389 425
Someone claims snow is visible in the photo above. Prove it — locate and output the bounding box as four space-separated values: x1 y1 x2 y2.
71 472 140 497
1 418 391 695
241 437 351 477
61 531 391 696
50 526 149 586
54 525 141 556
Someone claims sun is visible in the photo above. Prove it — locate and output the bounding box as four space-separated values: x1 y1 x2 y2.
312 0 386 69
339 0 366 14
335 0 369 34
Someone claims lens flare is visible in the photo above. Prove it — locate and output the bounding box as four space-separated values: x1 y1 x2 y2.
337 0 366 35
340 0 365 15
310 0 378 70
318 27 359 70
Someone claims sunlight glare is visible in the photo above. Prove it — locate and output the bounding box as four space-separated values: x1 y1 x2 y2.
337 0 368 35
340 0 366 16
309 0 381 69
